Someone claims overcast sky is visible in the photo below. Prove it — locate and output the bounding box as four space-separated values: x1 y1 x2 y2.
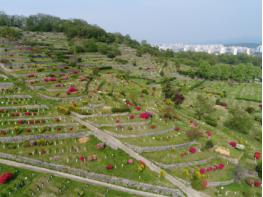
1 0 261 44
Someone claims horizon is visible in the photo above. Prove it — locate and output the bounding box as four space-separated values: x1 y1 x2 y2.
0 0 262 44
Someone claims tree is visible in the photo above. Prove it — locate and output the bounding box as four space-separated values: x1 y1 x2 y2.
194 94 215 120
224 106 253 134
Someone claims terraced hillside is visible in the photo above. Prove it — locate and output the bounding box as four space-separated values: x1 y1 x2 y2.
0 27 261 197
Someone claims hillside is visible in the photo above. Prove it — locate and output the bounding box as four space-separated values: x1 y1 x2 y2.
0 12 262 197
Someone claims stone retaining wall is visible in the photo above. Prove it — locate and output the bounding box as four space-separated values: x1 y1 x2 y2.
156 158 213 169
127 141 198 153
208 179 234 187
109 128 175 139
0 132 90 143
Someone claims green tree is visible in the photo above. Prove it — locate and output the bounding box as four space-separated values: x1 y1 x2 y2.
224 106 253 134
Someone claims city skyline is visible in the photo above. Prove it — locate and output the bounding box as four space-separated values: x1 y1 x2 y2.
0 0 261 44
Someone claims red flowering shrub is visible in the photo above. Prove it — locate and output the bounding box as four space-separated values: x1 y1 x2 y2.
135 106 141 111
189 147 197 154
254 181 262 187
140 112 152 120
24 112 31 116
254 152 261 160
106 164 113 170
79 156 85 161
218 163 225 170
67 86 78 94
229 141 237 148
0 172 13 184
200 168 206 174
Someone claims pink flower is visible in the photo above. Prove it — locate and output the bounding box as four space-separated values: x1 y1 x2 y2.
189 147 197 154
127 159 133 164
200 168 206 174
206 131 212 137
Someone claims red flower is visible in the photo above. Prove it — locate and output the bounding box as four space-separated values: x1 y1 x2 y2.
0 172 13 184
229 141 237 148
106 164 113 170
24 112 31 116
67 86 78 94
140 112 152 120
79 156 85 161
254 181 262 187
206 131 212 137
200 168 206 174
135 106 141 111
254 152 261 160
189 147 197 154
218 163 225 170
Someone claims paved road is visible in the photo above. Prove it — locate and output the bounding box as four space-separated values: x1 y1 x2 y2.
72 113 208 197
0 158 168 197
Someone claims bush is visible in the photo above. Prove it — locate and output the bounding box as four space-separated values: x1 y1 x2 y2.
111 107 130 113
186 129 203 140
204 140 214 149
225 107 253 134
204 116 217 127
256 162 262 178
245 106 255 114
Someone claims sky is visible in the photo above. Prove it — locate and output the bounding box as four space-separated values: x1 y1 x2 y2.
0 0 261 44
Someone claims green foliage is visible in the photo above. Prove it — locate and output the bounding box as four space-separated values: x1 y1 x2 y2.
204 140 214 150
0 27 22 40
225 107 254 134
194 94 215 120
111 107 130 113
256 162 262 178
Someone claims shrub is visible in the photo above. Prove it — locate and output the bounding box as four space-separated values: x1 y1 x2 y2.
186 129 203 140
111 107 130 113
204 140 214 149
256 162 262 178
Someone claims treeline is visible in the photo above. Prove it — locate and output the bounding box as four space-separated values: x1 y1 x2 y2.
179 62 261 82
174 51 261 67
